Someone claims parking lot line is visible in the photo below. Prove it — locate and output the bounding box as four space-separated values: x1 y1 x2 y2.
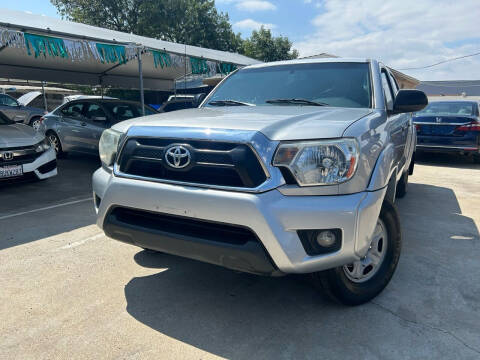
0 197 92 221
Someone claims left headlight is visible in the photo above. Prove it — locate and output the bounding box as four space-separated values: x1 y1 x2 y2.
273 138 359 186
35 138 51 153
99 129 123 167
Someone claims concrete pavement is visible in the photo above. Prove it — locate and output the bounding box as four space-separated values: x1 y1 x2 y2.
0 153 479 359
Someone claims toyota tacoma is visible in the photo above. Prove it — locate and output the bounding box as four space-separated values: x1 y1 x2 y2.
93 58 427 305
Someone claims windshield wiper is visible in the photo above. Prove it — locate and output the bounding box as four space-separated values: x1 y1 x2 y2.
208 99 255 106
265 98 329 106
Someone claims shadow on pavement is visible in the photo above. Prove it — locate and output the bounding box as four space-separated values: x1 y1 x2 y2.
415 151 480 170
0 154 99 249
124 180 479 359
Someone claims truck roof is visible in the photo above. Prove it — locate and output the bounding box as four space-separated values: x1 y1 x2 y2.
244 58 370 70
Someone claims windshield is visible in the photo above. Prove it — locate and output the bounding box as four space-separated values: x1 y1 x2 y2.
205 62 372 109
415 102 477 116
0 111 14 125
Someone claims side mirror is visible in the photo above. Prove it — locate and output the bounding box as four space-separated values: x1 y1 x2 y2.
193 93 207 107
392 89 428 114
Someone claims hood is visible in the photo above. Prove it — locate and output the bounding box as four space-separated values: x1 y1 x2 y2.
112 106 372 140
17 91 41 106
0 123 44 148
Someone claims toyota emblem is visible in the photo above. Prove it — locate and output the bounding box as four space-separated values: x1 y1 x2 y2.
2 151 14 161
164 145 191 169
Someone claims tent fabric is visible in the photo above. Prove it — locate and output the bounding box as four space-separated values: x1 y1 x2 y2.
0 8 260 90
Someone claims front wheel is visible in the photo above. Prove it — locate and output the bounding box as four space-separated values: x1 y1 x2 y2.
310 200 402 306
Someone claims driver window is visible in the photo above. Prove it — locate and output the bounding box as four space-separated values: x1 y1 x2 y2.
62 103 85 119
381 71 394 111
0 94 19 107
85 103 107 122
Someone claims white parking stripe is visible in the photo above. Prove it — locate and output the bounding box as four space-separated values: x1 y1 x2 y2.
0 197 92 221
60 233 104 249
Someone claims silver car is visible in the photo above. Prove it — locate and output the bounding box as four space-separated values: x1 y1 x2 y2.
0 93 45 129
93 58 427 305
0 111 57 182
40 99 157 156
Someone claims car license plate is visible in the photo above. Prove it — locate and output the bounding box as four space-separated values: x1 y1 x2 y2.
0 165 23 178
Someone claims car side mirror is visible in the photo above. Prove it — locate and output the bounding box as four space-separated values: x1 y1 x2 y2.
193 93 207 107
392 89 428 114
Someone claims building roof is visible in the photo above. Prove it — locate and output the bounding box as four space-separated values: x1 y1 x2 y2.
417 81 480 96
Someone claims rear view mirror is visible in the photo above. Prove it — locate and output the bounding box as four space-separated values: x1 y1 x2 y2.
392 90 428 114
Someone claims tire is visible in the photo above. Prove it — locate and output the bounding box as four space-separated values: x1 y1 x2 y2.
395 171 408 198
46 131 65 157
473 154 480 164
310 200 402 306
29 117 42 131
408 153 415 175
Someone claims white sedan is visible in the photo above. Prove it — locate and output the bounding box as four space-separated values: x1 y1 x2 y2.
0 110 57 182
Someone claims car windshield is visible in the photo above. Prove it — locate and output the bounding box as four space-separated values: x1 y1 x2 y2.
0 111 14 125
415 102 477 116
205 62 372 109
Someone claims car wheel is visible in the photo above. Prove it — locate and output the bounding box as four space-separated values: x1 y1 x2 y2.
310 200 402 306
29 117 42 131
47 132 65 157
473 154 480 164
395 171 408 198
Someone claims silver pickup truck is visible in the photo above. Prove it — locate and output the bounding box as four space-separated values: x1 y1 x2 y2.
93 58 427 305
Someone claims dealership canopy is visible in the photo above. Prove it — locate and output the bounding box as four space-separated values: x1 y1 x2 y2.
0 8 260 92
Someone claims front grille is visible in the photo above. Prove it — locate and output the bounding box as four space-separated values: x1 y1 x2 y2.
0 145 42 165
110 207 259 246
117 138 268 188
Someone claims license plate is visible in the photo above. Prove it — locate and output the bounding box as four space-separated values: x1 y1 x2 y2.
0 165 23 178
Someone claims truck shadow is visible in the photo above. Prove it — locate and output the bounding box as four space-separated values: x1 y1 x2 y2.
123 182 479 358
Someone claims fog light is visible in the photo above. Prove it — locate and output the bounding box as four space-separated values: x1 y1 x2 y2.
316 230 336 247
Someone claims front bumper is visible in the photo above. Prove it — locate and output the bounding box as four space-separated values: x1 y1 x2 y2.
93 167 386 275
1 147 57 181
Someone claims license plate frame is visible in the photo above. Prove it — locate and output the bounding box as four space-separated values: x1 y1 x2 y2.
0 164 23 178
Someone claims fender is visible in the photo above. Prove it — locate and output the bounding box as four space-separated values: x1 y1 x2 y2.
367 143 397 192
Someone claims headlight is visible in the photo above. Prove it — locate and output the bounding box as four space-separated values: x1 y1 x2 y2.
99 129 122 167
35 138 51 152
273 138 359 186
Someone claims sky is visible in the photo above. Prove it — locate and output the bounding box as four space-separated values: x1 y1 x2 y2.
3 0 480 81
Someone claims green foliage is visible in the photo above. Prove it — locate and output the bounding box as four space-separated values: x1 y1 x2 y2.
50 0 298 62
241 26 298 62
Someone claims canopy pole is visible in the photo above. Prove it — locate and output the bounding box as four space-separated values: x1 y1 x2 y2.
41 81 48 112
137 47 145 116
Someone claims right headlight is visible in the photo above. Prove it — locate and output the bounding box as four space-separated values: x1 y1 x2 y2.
99 129 123 167
273 138 359 186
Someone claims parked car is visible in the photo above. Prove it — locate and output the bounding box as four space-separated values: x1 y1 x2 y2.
0 93 45 129
0 110 57 182
40 99 157 156
413 100 480 162
93 58 427 305
158 94 205 112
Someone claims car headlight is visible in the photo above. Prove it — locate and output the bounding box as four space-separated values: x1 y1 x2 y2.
35 138 51 152
99 129 122 167
273 138 359 186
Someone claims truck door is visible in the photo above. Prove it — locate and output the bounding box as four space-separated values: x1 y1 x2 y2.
381 68 409 171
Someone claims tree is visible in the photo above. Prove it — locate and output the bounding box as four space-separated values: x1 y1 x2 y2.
50 0 243 52
241 26 298 62
50 0 298 61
